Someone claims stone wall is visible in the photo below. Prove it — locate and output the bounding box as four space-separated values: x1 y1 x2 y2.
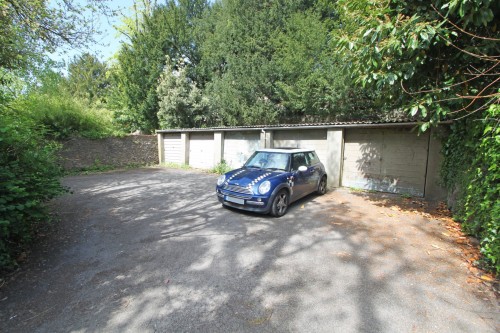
58 135 158 171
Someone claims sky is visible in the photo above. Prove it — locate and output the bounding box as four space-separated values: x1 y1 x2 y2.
49 0 135 66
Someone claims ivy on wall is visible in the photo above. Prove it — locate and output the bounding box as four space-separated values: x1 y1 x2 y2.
441 104 500 273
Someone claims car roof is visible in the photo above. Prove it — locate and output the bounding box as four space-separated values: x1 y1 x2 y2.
255 148 315 153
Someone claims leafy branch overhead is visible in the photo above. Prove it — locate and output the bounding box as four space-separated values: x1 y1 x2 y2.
334 0 499 128
0 0 117 71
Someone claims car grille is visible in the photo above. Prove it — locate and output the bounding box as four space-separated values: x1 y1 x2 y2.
223 184 253 196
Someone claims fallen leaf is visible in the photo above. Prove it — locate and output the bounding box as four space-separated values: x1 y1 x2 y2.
336 251 351 258
330 222 343 225
479 275 494 282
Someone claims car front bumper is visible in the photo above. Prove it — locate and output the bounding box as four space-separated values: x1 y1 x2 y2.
216 190 272 213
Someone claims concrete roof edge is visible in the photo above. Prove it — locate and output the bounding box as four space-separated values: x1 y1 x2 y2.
155 120 453 133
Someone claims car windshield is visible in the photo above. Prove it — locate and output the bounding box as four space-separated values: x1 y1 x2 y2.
245 152 290 171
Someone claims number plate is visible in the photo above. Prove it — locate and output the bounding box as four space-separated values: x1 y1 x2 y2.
225 196 244 205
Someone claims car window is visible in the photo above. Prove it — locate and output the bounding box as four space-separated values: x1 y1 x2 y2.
291 153 308 171
306 151 320 165
265 153 289 170
245 152 289 170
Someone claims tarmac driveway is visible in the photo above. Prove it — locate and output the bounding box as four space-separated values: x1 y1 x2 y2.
0 168 498 332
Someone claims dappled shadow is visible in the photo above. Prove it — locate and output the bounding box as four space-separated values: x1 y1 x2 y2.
0 169 497 332
344 128 429 197
349 189 499 291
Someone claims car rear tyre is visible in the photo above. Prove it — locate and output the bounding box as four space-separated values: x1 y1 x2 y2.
317 176 327 195
271 190 289 217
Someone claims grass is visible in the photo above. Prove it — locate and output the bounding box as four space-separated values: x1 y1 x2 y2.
65 162 154 175
348 187 378 194
209 160 231 175
160 162 191 170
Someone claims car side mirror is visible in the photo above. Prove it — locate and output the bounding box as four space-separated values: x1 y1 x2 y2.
298 166 307 172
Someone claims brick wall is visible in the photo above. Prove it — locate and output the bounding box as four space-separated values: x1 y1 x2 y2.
58 135 158 171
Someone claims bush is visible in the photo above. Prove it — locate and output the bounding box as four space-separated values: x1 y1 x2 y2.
13 92 125 139
441 104 500 274
0 110 66 270
210 160 231 175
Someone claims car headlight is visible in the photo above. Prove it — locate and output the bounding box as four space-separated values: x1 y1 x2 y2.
217 175 226 186
258 180 271 194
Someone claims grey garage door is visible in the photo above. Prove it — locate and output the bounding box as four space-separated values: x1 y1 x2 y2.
274 129 328 164
223 131 260 168
189 133 214 169
342 128 430 196
163 133 183 164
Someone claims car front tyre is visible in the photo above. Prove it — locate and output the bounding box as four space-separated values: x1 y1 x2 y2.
317 175 327 195
270 189 289 217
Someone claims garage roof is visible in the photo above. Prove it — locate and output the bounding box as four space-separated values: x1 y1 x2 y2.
156 120 451 133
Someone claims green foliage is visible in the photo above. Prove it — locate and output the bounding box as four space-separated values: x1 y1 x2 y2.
210 160 231 175
114 0 208 133
161 162 191 170
112 0 389 128
13 92 123 139
67 53 110 105
334 0 500 127
68 161 146 175
157 57 211 128
10 67 123 139
0 110 66 269
199 0 282 125
0 0 113 71
441 104 500 273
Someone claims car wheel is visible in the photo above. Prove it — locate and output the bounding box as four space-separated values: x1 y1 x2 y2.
317 176 327 195
271 189 289 217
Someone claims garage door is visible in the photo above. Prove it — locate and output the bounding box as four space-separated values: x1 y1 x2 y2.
273 129 328 164
163 133 183 164
189 133 214 169
223 131 260 168
342 128 429 196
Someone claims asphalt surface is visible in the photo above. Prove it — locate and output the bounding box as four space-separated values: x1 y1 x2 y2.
0 168 498 332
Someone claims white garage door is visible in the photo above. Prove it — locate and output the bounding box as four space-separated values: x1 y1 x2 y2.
342 128 429 196
223 131 260 168
189 133 214 169
273 129 328 164
163 133 183 164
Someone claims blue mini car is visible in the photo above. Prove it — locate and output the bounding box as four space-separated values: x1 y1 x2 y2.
216 148 327 216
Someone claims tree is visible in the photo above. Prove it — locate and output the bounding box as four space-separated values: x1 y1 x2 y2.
157 57 210 128
114 0 208 133
0 0 113 71
197 0 377 125
272 9 382 122
334 0 500 128
199 0 305 125
67 53 110 104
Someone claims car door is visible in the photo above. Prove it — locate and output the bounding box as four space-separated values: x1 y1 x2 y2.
305 151 322 192
290 153 311 200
